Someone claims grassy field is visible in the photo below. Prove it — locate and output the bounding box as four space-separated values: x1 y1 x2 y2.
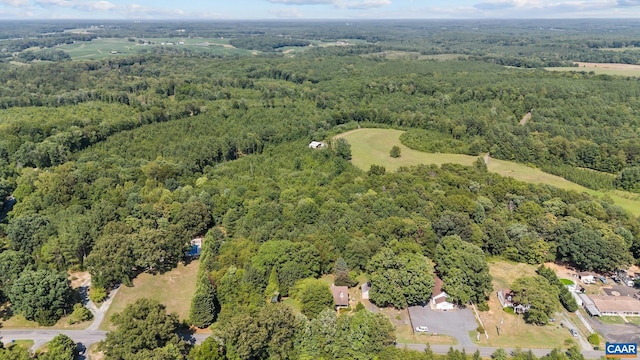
0 309 91 330
545 62 640 77
56 37 252 60
396 323 458 345
335 128 640 216
560 279 575 285
474 261 571 349
100 260 199 331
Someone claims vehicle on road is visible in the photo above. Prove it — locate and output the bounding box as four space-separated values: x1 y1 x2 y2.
415 326 429 333
569 328 579 337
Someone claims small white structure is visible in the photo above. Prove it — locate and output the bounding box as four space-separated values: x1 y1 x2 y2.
431 277 455 311
432 292 455 311
579 272 595 284
308 141 326 149
361 282 371 300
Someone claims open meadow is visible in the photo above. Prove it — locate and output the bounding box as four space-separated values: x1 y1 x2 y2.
99 260 199 331
335 128 640 216
545 62 640 77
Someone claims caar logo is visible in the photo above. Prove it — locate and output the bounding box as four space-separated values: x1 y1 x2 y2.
606 343 638 358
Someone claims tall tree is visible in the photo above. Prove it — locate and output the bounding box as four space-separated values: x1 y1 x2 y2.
434 235 492 306
367 248 435 309
8 269 76 326
99 298 188 360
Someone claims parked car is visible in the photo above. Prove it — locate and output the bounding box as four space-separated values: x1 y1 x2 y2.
599 276 608 284
569 328 578 337
415 326 429 333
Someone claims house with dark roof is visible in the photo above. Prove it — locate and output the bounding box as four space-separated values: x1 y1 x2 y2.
497 288 530 314
331 285 349 309
431 276 454 311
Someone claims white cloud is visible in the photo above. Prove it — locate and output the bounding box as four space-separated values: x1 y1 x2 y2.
0 0 29 6
269 0 391 9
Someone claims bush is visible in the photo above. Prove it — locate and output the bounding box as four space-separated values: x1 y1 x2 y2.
477 301 490 311
355 302 365 312
89 286 107 303
68 303 93 324
390 146 401 158
588 333 600 346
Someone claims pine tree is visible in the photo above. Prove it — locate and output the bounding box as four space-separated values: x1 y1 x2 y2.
189 276 218 328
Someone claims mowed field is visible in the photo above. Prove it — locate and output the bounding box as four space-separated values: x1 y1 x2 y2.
546 62 640 77
100 260 199 331
335 128 640 216
56 37 252 60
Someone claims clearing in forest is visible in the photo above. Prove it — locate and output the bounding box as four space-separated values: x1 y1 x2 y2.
545 62 640 77
335 128 640 216
99 260 199 331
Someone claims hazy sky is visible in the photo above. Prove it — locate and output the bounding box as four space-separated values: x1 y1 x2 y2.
1 0 639 20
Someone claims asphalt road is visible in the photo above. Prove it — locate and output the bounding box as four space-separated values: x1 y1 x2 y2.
399 343 605 359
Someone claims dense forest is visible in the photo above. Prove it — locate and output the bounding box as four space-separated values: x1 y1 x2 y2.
0 20 639 359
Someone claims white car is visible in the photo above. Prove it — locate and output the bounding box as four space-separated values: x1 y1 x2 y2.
415 326 429 332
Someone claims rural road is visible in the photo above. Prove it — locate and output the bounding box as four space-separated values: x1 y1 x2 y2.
0 329 210 359
1 328 605 359
399 343 604 359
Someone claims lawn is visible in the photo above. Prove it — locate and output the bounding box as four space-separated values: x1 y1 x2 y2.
100 260 199 331
335 128 640 216
560 279 575 285
0 308 91 330
598 316 626 325
473 261 572 349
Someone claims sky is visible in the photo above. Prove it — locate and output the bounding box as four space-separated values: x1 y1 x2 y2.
1 0 639 20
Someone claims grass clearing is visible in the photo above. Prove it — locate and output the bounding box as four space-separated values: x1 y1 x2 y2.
335 128 640 216
0 308 91 330
545 62 640 77
598 316 626 325
560 279 575 285
473 261 570 349
100 260 199 331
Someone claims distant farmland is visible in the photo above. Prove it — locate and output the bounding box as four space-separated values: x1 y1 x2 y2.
546 62 640 77
55 37 253 60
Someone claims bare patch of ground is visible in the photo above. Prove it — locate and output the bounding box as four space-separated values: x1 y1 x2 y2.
519 112 532 125
574 62 640 70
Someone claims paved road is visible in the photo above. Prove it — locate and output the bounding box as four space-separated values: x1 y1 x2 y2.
398 343 605 359
0 329 210 359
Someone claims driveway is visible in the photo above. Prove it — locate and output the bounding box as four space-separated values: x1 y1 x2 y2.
408 305 477 347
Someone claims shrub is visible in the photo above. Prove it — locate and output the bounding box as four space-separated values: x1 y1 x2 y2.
355 302 365 312
89 286 107 303
390 146 401 158
68 303 93 324
588 333 600 346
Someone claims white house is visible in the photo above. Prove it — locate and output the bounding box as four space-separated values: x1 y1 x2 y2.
431 277 455 311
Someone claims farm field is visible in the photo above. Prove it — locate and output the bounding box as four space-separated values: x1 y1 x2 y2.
56 37 252 60
545 62 640 77
475 261 572 349
99 260 199 331
335 128 640 216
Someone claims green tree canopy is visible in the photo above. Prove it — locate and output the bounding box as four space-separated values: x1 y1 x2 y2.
99 298 188 360
434 235 492 305
8 269 76 326
367 248 435 309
